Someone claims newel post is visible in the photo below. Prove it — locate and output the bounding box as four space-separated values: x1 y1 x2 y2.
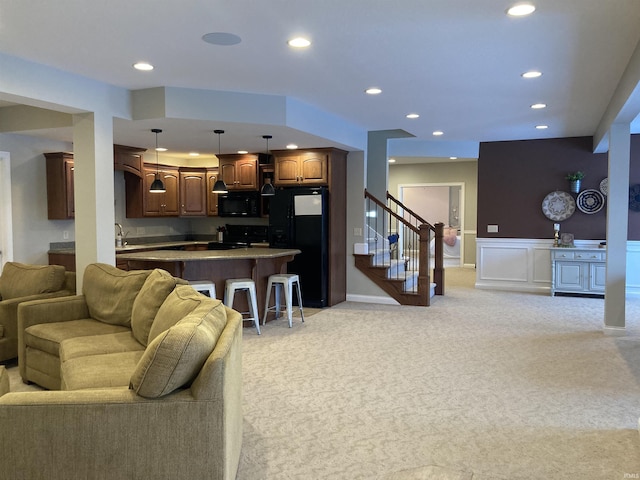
433 222 444 295
418 223 431 305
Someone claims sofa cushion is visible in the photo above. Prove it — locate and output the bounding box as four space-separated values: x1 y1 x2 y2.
62 350 145 390
60 331 145 363
131 269 189 347
0 262 65 300
24 319 130 357
130 298 227 398
148 285 213 343
83 263 150 327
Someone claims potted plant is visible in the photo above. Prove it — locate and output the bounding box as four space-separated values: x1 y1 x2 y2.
566 171 585 193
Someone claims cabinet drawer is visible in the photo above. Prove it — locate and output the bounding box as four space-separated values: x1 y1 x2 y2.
552 249 605 261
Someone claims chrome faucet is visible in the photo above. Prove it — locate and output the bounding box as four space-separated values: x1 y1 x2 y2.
115 223 125 247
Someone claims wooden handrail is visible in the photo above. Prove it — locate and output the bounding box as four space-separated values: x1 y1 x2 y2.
386 191 433 229
364 189 419 234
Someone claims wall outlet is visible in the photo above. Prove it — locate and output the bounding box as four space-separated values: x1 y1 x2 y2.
63 230 69 240
354 227 363 237
136 227 145 235
487 224 499 233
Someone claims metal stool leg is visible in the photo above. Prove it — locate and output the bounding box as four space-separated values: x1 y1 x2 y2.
283 279 293 328
295 279 305 322
246 284 260 335
263 277 273 325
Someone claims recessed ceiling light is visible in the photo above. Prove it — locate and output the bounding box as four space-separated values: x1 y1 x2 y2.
237 150 248 154
288 37 311 48
189 152 200 157
536 125 548 129
365 87 382 95
286 144 299 150
406 113 420 119
530 103 546 109
507 3 536 16
133 62 153 71
521 71 542 78
155 147 167 152
388 158 396 163
449 156 458 160
433 131 444 136
202 32 242 46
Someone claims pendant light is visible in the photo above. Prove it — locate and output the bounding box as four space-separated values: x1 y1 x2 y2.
212 129 228 194
260 135 275 196
149 128 166 193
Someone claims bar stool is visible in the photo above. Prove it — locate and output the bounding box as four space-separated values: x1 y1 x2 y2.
189 280 216 299
224 278 261 335
263 273 304 328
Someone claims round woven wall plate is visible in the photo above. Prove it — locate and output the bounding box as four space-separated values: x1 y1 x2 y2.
541 191 575 221
576 189 605 214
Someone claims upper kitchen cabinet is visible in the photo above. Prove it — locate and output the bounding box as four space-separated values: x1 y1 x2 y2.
179 168 207 216
272 149 344 186
126 164 179 217
218 154 259 191
206 168 220 216
113 145 145 178
45 152 75 219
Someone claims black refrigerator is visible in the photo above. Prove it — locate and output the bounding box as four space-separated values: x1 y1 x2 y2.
269 186 329 308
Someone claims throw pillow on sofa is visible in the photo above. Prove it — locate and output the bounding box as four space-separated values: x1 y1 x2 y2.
0 262 65 300
130 298 227 398
83 263 151 327
131 269 189 346
148 284 218 343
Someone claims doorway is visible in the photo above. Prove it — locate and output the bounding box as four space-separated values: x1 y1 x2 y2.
398 182 464 267
0 151 13 267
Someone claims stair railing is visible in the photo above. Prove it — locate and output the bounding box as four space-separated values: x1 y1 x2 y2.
364 189 444 301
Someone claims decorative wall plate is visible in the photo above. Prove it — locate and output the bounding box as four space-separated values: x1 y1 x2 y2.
599 178 608 196
630 184 640 211
576 189 605 214
541 191 575 221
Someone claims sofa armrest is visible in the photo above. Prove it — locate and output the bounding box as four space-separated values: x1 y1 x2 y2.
18 294 89 331
0 388 236 480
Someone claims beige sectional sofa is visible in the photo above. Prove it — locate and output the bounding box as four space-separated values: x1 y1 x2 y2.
0 262 76 363
0 263 243 480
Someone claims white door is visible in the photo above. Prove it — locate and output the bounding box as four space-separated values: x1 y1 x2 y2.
0 151 14 268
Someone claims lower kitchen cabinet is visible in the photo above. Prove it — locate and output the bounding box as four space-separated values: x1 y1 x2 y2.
551 248 606 296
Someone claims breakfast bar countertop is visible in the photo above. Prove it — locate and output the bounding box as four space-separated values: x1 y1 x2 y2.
115 247 301 262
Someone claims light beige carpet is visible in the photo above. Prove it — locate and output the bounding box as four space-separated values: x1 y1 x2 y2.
238 268 640 479
5 269 640 479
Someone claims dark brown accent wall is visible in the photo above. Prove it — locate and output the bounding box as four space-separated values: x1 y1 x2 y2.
478 135 640 240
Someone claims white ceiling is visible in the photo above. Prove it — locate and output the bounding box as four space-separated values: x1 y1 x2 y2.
1 0 640 161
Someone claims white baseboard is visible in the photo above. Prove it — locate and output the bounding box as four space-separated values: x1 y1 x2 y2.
346 293 400 305
603 326 626 336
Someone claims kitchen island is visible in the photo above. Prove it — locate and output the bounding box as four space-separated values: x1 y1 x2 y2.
117 247 301 319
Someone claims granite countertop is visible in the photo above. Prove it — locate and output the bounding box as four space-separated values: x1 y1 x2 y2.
49 240 272 255
115 247 301 262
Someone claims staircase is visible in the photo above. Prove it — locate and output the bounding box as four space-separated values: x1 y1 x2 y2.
353 190 445 306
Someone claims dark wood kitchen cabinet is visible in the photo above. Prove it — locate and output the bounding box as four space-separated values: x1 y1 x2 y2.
206 168 220 216
126 163 180 217
113 145 145 177
45 152 75 219
179 168 207 216
272 149 330 186
218 154 259 191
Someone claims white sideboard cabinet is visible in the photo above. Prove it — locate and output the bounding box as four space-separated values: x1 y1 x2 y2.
551 248 606 296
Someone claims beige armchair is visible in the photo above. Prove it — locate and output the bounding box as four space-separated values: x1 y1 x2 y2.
0 262 75 362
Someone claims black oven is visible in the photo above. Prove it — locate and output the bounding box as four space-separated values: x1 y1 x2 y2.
218 192 260 217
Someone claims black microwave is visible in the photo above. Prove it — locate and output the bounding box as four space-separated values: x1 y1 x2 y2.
218 191 260 217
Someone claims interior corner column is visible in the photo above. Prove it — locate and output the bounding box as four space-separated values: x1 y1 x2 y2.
72 112 115 288
604 123 630 334
366 130 413 200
